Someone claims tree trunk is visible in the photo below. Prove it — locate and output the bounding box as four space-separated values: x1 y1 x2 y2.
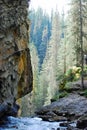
79 0 84 89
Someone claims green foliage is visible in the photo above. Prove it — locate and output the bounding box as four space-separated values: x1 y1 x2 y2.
81 89 87 97
52 91 68 101
64 82 73 92
58 75 67 91
57 66 81 92
66 66 81 82
59 91 68 99
83 66 87 76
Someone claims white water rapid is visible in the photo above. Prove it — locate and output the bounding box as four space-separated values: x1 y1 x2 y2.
0 116 67 130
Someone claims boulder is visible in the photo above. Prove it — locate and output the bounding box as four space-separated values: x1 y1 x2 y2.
36 93 87 130
77 115 87 129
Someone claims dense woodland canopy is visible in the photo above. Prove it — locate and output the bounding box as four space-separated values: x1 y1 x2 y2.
21 0 87 116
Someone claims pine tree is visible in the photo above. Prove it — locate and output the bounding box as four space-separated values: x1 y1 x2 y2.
69 0 87 63
29 8 51 69
40 10 60 104
68 0 87 88
39 26 48 67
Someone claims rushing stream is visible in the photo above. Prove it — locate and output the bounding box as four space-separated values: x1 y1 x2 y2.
0 116 67 130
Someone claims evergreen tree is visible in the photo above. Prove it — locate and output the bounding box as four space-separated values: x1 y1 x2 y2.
39 26 48 67
40 10 60 104
29 8 51 69
68 0 87 88
69 0 87 66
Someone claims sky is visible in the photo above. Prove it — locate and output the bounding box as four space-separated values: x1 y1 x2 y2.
29 0 69 15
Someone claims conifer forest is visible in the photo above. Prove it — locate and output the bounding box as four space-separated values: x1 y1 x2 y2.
20 0 87 116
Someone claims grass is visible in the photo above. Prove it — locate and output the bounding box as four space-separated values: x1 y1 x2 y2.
59 91 68 99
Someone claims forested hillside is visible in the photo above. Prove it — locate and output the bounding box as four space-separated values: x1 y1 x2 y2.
29 8 51 69
21 0 87 116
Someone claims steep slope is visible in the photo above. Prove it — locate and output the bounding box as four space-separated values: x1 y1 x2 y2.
0 0 33 118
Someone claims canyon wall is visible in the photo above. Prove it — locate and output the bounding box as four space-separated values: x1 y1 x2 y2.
0 0 33 118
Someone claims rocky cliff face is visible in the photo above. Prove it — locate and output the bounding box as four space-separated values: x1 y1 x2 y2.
0 0 33 118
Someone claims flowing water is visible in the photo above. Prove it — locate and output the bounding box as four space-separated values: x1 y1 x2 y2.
0 116 67 130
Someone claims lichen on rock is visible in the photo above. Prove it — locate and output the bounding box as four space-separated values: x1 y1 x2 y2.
0 0 33 118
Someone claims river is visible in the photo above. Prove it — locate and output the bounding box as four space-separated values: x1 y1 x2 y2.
0 116 67 130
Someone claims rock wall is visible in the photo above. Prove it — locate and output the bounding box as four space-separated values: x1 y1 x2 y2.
0 0 33 118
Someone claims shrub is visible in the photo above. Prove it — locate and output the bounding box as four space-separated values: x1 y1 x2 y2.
64 82 73 92
59 91 68 99
82 89 87 97
66 66 81 82
57 74 67 91
51 91 68 101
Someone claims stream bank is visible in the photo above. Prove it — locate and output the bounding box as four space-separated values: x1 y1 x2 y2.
1 82 87 130
35 81 87 130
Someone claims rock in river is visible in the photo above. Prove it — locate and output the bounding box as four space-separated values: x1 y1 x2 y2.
36 93 87 129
